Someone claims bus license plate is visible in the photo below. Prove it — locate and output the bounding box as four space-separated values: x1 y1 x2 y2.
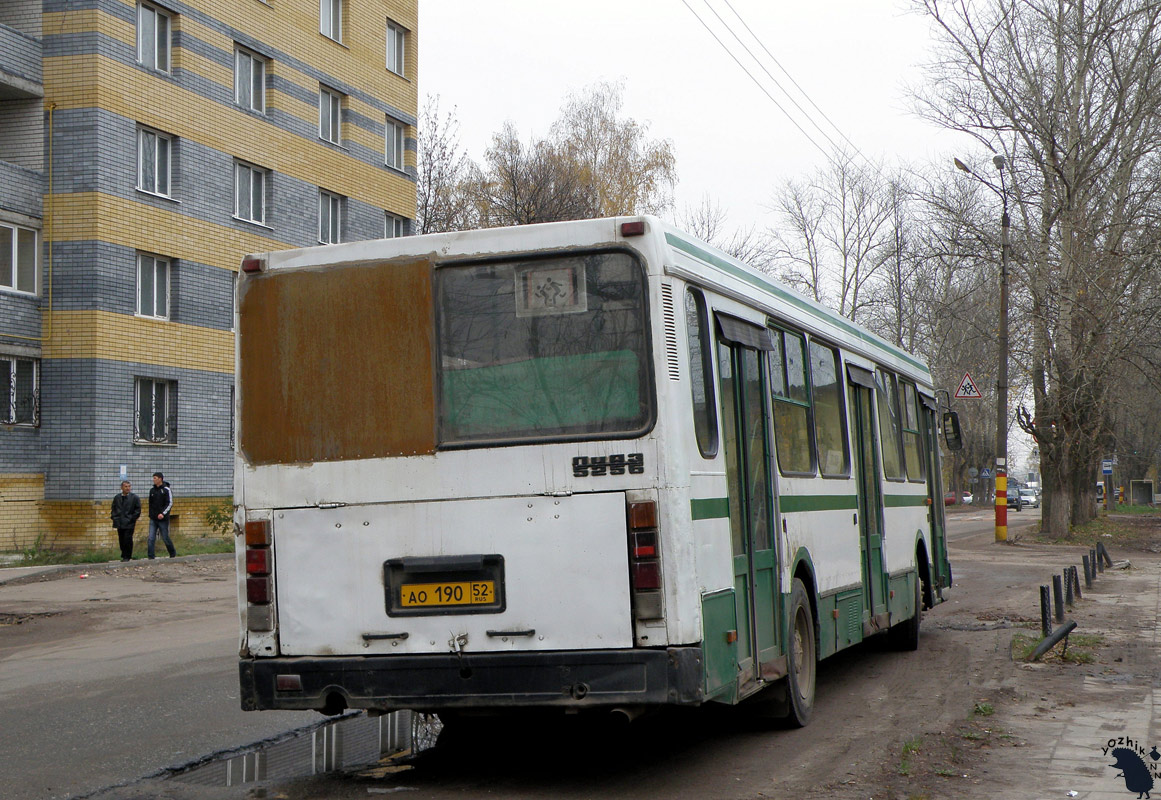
399 581 495 608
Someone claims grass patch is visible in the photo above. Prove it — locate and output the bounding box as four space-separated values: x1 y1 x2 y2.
972 702 994 717
8 534 232 567
897 736 923 776
1011 631 1102 664
1032 506 1161 550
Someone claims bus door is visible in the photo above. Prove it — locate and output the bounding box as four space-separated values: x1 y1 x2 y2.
920 395 949 598
847 366 888 625
717 314 780 690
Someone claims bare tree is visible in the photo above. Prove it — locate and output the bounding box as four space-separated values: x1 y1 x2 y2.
677 195 775 268
914 0 1161 533
416 96 475 234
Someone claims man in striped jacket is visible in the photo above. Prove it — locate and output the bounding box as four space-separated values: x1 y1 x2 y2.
147 471 177 559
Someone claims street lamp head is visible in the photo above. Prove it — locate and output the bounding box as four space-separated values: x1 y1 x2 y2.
993 154 1006 171
954 157 970 173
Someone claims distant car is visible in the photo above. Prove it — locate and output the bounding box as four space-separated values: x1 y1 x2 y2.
1019 488 1040 508
943 491 956 506
962 491 972 504
1007 491 1024 511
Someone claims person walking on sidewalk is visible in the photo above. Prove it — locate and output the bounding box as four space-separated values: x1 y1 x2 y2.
110 481 141 562
147 472 177 559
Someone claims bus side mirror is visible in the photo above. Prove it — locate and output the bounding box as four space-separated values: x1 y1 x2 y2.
942 411 963 451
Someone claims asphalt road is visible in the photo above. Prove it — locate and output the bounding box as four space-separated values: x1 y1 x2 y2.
0 559 318 800
0 508 1047 800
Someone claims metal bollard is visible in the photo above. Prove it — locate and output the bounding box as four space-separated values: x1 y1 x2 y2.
1052 574 1064 622
1071 565 1082 600
1098 541 1113 568
1082 555 1092 588
1063 568 1073 607
1040 585 1053 637
1093 548 1103 574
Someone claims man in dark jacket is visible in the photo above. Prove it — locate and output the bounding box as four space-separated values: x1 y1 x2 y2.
147 472 177 559
110 480 141 561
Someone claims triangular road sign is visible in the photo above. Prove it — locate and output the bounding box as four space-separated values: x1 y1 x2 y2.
954 372 983 399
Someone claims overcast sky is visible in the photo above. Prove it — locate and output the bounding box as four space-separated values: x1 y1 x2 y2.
418 0 967 231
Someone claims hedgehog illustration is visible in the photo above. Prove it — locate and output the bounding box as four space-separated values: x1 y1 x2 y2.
1109 747 1154 798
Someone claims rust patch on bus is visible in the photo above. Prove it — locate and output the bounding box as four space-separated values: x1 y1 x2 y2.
239 259 436 465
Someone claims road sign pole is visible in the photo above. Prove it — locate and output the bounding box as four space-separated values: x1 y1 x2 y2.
995 459 1007 543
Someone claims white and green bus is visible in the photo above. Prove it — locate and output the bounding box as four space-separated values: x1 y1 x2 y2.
235 216 955 727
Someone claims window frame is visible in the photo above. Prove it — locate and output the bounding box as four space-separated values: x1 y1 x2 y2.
0 222 38 295
768 325 817 477
320 0 342 42
808 338 851 479
234 47 266 113
685 287 718 459
137 127 172 197
234 161 268 225
900 379 927 483
136 1 172 73
319 87 343 145
384 213 405 239
319 190 342 244
134 377 177 444
385 117 405 170
874 367 907 481
135 253 170 319
2 355 39 426
386 20 406 76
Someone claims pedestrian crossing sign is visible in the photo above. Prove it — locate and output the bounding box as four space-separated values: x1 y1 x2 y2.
954 372 983 399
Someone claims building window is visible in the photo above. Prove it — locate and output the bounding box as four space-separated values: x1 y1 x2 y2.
2 356 39 425
135 377 176 443
234 48 265 113
0 223 37 294
319 87 343 144
137 128 172 197
136 254 170 319
136 2 171 73
385 213 404 238
385 117 404 169
234 162 267 224
320 0 342 41
386 21 406 76
319 191 342 243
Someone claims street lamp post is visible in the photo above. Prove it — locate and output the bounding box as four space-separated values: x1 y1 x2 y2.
955 155 1010 543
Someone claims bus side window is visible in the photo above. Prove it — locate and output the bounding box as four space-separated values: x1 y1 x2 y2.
770 328 815 475
685 288 718 458
809 340 850 478
874 368 906 480
900 381 926 482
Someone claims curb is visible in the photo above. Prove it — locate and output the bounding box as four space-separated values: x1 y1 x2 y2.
0 551 234 587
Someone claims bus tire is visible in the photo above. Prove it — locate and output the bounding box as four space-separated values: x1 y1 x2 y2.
784 577 816 727
888 571 922 652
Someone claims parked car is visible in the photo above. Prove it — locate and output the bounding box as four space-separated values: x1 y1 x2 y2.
943 491 957 506
962 491 973 504
1019 488 1040 508
1007 491 1024 511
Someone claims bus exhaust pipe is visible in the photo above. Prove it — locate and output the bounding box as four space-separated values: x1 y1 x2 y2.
609 706 646 724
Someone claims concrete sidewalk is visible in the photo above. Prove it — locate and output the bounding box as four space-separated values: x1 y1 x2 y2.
0 552 233 587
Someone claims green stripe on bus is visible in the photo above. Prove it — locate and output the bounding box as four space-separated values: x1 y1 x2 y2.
779 495 858 513
691 497 729 520
883 494 930 508
664 232 931 377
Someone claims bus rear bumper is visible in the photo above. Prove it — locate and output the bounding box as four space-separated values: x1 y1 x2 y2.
239 647 704 713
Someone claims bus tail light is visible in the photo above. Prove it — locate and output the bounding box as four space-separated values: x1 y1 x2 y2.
627 500 664 620
245 519 274 632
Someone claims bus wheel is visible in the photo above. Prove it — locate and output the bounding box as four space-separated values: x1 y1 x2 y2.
888 571 922 652
784 578 816 727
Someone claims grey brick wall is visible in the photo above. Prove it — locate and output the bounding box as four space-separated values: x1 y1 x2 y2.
0 159 44 218
0 22 43 86
42 359 234 499
0 4 42 38
0 99 44 170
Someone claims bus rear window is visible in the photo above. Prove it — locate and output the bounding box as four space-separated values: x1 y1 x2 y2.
436 251 653 445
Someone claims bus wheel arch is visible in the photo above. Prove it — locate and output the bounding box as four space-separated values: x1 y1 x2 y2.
915 537 933 610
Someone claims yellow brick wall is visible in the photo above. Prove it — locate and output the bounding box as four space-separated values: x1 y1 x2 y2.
37 495 234 552
0 474 46 552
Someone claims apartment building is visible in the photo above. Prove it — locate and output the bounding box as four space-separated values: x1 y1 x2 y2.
0 0 418 549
